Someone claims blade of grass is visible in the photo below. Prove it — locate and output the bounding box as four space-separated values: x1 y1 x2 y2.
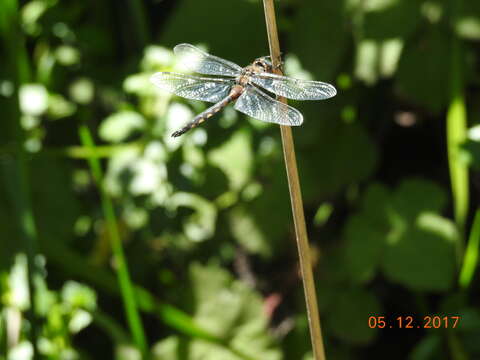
78 124 147 355
262 1 327 359
447 0 468 233
459 209 480 288
0 142 143 159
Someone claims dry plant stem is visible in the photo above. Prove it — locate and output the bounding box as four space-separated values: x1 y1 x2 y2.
262 1 327 359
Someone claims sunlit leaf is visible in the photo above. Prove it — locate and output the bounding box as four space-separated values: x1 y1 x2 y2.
152 263 281 360
19 84 48 116
208 129 253 191
61 281 97 311
69 78 94 105
344 178 457 291
6 254 30 310
229 206 270 257
169 193 217 242
7 341 34 360
99 110 145 143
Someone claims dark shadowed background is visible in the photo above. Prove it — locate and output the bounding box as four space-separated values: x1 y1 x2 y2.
1 0 480 359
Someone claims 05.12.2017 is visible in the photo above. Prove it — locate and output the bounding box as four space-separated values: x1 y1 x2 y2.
368 315 459 329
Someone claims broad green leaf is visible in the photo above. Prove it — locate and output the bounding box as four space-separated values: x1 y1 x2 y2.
327 288 381 344
229 206 271 257
396 26 450 112
363 0 422 40
344 213 387 283
383 213 457 291
99 110 145 143
290 0 348 80
170 192 217 242
390 179 447 220
300 120 377 201
152 263 281 360
208 129 253 191
409 334 443 360
344 178 458 291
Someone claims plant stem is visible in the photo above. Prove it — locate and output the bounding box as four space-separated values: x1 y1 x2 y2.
459 209 480 288
78 124 148 355
447 0 468 233
262 1 327 359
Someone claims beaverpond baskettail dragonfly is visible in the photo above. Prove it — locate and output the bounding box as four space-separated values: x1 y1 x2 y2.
150 44 337 137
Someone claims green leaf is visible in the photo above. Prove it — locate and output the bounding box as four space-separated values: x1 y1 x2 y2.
170 192 217 242
327 288 381 345
383 213 457 291
61 281 97 311
363 0 422 40
390 179 447 220
344 212 387 283
396 26 450 112
99 110 145 143
229 206 271 257
344 178 458 291
300 121 378 201
409 334 442 360
152 263 281 360
208 129 253 191
344 184 389 283
290 0 348 80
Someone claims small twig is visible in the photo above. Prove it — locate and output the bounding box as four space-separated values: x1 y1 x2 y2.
262 1 327 359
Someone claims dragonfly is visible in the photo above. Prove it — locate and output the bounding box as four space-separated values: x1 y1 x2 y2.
150 43 337 137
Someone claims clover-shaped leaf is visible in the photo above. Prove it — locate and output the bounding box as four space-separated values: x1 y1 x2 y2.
344 178 458 291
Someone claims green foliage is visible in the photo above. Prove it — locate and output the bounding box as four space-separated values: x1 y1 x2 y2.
0 255 96 359
345 179 458 290
1 0 480 358
152 263 281 360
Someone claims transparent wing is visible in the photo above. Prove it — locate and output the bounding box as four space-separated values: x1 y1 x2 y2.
251 73 337 100
150 72 234 103
234 85 303 126
174 43 243 77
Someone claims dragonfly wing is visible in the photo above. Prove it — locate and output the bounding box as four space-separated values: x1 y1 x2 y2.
234 85 303 126
251 73 337 100
174 43 243 77
150 72 234 103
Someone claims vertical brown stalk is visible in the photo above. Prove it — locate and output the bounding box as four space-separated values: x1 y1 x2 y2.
262 1 327 359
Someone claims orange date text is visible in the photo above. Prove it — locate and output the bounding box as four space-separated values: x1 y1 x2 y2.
368 316 459 329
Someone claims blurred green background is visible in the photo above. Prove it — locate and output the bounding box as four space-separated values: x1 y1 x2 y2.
1 0 480 359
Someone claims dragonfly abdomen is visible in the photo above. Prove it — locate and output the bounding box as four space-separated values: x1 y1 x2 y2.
171 86 244 137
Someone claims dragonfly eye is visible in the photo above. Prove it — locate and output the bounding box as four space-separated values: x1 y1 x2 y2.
254 60 266 69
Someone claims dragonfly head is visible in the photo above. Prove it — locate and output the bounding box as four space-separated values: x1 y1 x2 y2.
252 56 273 73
